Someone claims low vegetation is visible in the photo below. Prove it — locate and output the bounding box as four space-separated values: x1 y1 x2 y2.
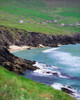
0 66 76 100
0 0 80 35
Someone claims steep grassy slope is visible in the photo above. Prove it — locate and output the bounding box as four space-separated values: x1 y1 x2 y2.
0 65 76 100
0 0 80 35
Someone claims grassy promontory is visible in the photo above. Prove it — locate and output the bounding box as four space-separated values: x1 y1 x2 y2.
0 65 76 100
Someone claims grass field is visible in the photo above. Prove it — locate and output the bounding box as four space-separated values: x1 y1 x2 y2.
0 65 76 100
43 0 80 8
0 0 80 35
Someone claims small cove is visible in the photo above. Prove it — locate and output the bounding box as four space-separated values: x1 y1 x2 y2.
13 44 80 100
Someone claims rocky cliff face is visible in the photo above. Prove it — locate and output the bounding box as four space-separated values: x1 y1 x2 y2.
0 47 38 74
0 25 80 74
0 26 80 48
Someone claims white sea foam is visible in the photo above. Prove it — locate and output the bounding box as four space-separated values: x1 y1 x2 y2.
34 69 53 76
51 51 80 73
33 62 57 69
51 83 80 100
57 72 68 78
42 48 59 53
33 62 68 78
51 83 62 90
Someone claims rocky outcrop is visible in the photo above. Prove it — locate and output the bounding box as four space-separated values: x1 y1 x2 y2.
0 47 38 74
0 26 80 48
0 26 80 74
61 87 74 95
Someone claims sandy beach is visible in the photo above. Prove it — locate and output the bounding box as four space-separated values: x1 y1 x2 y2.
8 45 34 52
8 44 46 52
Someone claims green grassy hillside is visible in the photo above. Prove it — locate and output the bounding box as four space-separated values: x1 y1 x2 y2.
0 65 76 100
0 0 80 35
43 0 80 8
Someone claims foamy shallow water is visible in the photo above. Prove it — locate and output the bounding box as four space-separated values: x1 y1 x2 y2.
33 62 68 78
33 61 80 100
51 83 80 100
13 44 80 100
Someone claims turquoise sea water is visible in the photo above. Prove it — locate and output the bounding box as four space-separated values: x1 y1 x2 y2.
13 44 80 99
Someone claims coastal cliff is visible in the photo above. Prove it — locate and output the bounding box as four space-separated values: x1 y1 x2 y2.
0 25 80 74
0 47 38 74
0 26 79 99
0 26 80 49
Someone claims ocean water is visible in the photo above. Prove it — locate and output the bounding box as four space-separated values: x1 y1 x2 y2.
13 44 80 99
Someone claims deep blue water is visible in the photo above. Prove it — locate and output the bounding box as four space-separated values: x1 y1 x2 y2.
13 44 80 99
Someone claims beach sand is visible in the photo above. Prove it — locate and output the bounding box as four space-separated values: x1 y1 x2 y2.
8 45 33 52
8 44 46 52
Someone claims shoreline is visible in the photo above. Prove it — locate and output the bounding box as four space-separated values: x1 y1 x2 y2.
8 43 71 53
1 26 80 52
8 45 36 52
8 44 47 52
2 44 80 100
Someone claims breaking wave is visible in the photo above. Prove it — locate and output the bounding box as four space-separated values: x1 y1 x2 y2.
51 83 80 100
42 48 59 53
33 62 68 78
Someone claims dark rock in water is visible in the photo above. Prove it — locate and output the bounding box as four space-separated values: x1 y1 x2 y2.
52 73 58 76
27 47 31 50
68 86 72 89
0 47 38 74
61 87 74 95
46 71 58 76
46 71 51 74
